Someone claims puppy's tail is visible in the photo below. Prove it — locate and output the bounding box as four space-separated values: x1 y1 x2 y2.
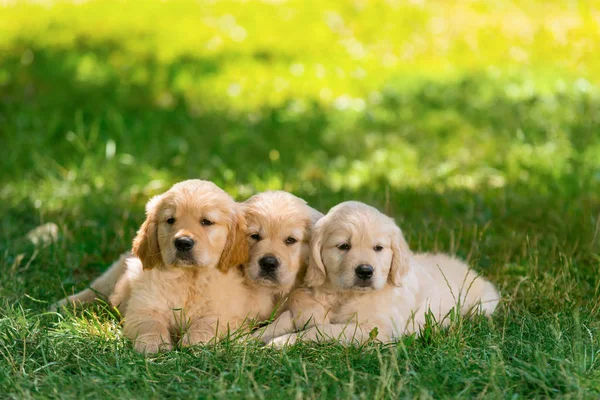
51 252 132 311
477 280 500 315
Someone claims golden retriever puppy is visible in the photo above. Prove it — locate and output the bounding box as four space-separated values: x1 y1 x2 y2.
122 180 250 353
241 191 323 321
262 201 500 347
77 179 249 354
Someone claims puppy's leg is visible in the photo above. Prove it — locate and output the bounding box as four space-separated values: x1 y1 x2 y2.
271 288 331 336
124 306 173 354
252 310 295 343
268 323 386 348
51 289 97 312
402 307 428 334
267 324 354 348
257 296 331 344
51 252 131 311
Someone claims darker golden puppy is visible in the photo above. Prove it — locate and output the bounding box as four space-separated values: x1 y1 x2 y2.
56 180 248 354
118 179 249 353
241 191 322 318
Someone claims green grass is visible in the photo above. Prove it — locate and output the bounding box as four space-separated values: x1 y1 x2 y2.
1 0 599 398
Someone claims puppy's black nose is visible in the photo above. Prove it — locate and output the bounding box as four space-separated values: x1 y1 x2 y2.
174 237 194 252
355 264 374 280
259 255 279 272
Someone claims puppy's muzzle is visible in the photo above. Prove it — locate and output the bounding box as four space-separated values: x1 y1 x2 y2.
174 236 195 252
355 264 374 281
259 254 279 274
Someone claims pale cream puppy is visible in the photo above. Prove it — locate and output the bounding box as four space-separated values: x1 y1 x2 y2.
263 201 500 347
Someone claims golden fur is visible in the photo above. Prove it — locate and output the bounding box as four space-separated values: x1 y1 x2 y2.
260 201 500 347
113 179 249 353
243 191 322 295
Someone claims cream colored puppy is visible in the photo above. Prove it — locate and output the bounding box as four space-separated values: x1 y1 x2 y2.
262 201 500 347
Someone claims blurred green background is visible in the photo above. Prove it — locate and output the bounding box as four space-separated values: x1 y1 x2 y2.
1 1 599 397
2 0 599 202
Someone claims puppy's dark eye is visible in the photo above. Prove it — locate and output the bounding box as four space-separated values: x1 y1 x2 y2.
250 233 261 241
166 217 176 225
337 243 351 251
374 245 384 252
201 219 214 226
285 237 297 245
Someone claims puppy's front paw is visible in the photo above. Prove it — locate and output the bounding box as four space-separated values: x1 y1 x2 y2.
180 329 214 347
134 334 173 355
267 333 298 349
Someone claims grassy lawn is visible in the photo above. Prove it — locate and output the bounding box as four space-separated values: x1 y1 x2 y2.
1 0 599 397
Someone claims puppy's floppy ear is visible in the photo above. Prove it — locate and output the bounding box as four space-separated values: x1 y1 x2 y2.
304 217 327 287
132 194 164 270
389 223 412 286
217 206 249 271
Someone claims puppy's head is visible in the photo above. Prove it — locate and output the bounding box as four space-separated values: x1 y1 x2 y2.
304 201 411 291
132 179 248 271
243 191 322 291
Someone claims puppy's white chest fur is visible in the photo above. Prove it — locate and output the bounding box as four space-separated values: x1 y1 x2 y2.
325 272 419 338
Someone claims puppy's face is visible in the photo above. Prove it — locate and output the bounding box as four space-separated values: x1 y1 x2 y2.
305 201 411 292
243 191 322 290
132 180 248 271
321 217 393 291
